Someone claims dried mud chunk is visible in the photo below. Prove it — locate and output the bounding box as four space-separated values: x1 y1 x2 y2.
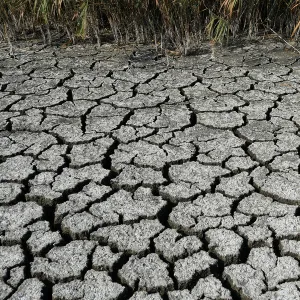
7 266 25 288
82 180 112 199
144 131 172 145
274 260 300 289
268 216 300 239
0 280 13 299
72 85 115 101
251 63 291 77
83 270 125 299
0 183 23 205
0 94 21 111
52 164 109 193
256 171 300 205
91 219 164 255
0 112 19 130
32 67 72 79
190 94 244 112
168 290 196 300
240 101 275 120
52 280 84 300
129 292 163 300
276 132 300 151
10 109 43 131
168 193 234 230
260 281 300 300
237 120 277 142
171 124 225 144
8 278 44 300
219 213 251 229
269 152 300 171
248 247 300 289
255 81 297 94
11 87 68 110
0 131 55 157
0 245 24 277
197 111 244 129
225 156 258 172
248 69 282 82
273 95 300 120
112 165 166 190
0 134 24 158
68 137 114 167
113 125 154 143
92 246 123 272
169 162 230 192
237 90 278 102
17 78 60 94
50 118 103 144
168 194 235 235
250 166 269 186
127 107 159 127
0 156 34 182
154 228 202 262
118 253 173 293
61 211 109 239
159 182 201 203
174 251 217 288
248 141 280 163
153 88 185 104
205 229 243 264
0 228 28 246
279 239 300 260
46 100 96 117
210 77 253 94
112 141 194 171
156 69 197 88
223 264 266 299
26 172 62 206
104 93 166 109
237 225 273 248
216 172 254 198
54 183 111 224
148 104 191 132
183 82 214 99
53 270 126 300
27 230 62 255
237 192 297 217
196 142 245 167
0 202 43 231
90 187 166 223
112 69 156 83
31 240 96 283
191 275 232 300
35 144 67 172
111 141 166 171
27 220 50 232
247 246 276 270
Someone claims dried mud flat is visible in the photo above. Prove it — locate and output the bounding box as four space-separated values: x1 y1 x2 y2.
0 40 300 300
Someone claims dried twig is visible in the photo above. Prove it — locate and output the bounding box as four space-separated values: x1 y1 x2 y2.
268 27 300 54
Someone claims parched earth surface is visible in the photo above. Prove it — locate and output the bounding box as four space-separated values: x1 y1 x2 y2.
0 40 300 300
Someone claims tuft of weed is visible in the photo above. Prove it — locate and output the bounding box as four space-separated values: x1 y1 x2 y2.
0 0 300 49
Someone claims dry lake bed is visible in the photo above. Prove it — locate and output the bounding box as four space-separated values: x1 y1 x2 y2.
0 40 300 299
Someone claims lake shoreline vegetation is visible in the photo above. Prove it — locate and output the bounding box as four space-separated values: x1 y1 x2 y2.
1 0 300 54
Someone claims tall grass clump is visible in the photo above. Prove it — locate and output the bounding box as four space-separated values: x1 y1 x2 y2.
1 0 300 49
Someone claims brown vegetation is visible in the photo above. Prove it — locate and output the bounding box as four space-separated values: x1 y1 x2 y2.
1 0 300 50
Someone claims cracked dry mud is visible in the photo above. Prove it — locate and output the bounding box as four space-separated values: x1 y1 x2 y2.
0 39 300 300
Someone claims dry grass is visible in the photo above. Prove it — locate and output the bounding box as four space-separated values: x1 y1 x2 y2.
1 0 300 50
